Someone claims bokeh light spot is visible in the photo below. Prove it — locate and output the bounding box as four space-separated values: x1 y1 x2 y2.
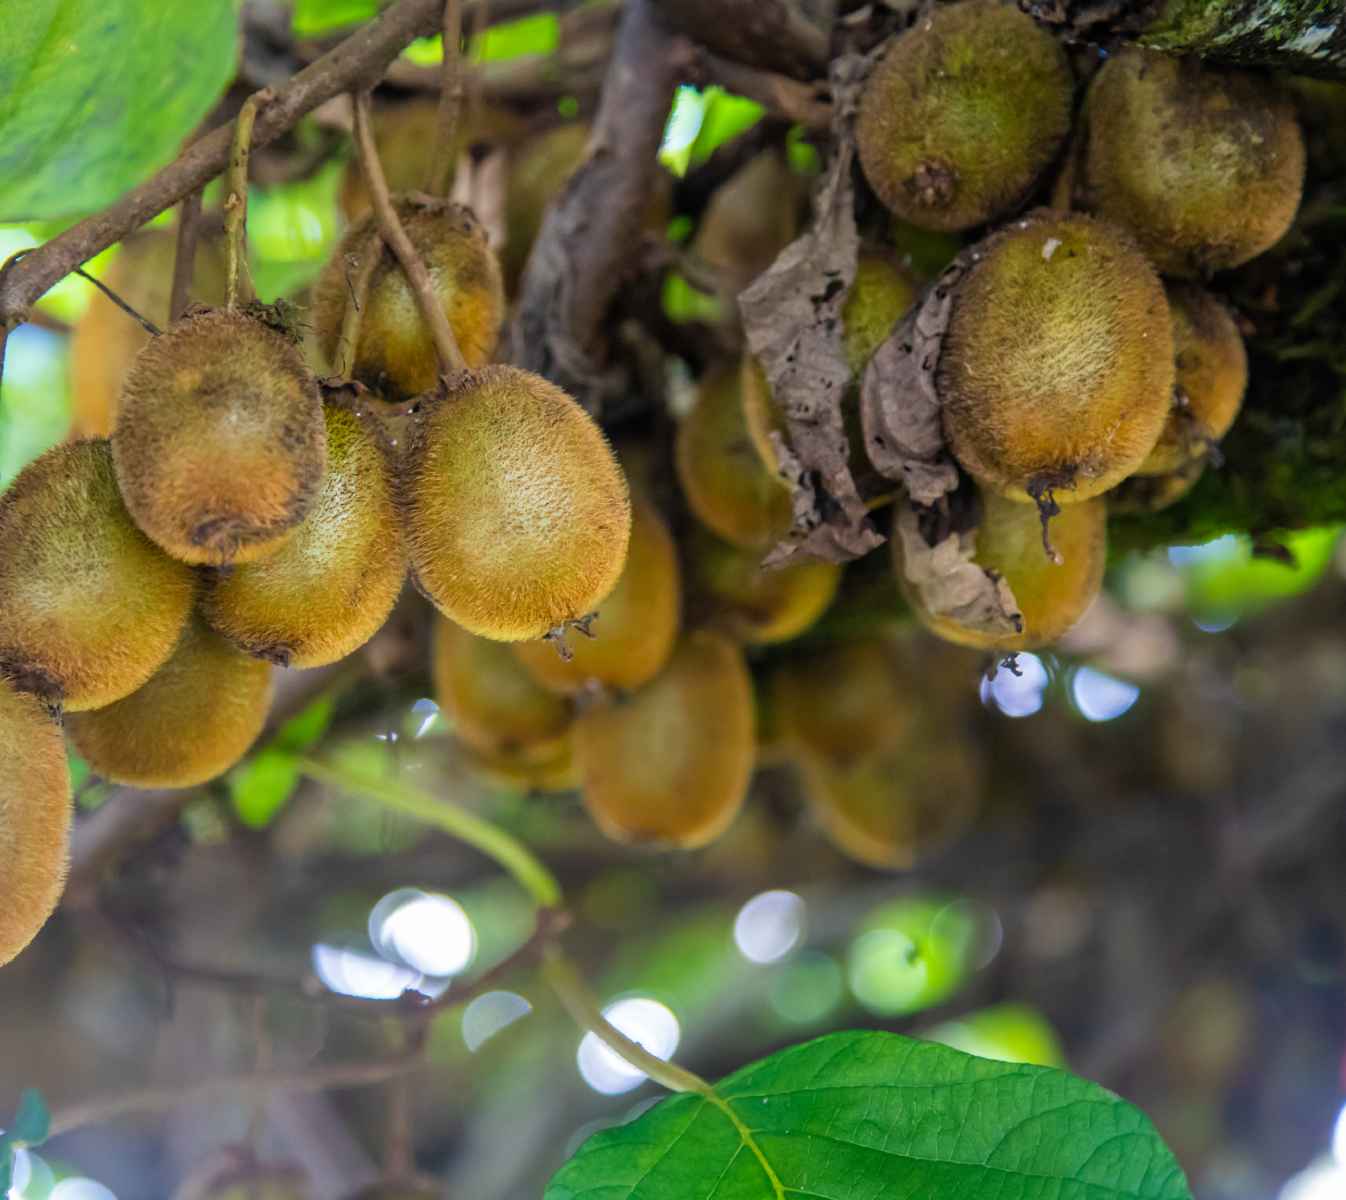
734 890 805 964
1070 667 1140 723
577 998 681 1095
462 990 533 1052
980 653 1048 718
369 888 476 978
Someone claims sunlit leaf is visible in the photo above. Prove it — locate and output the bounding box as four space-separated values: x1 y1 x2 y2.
689 89 765 166
0 1 236 220
292 0 378 37
276 693 338 752
547 1031 1191 1200
229 693 336 828
470 12 560 63
1180 526 1341 619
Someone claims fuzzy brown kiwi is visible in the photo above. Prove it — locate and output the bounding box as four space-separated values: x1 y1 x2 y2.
201 400 405 668
113 308 326 566
896 489 1106 651
676 364 792 551
687 525 841 646
432 616 573 763
70 229 227 438
741 250 917 482
1136 283 1247 477
66 617 273 789
1076 48 1304 276
856 0 1073 232
574 630 754 849
938 210 1174 505
312 197 505 398
771 637 917 766
401 366 631 641
0 674 71 967
511 495 680 694
0 440 195 711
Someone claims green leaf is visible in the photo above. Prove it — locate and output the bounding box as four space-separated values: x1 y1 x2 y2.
12 1089 49 1147
275 693 337 752
470 12 560 63
292 0 378 37
0 1 237 221
229 749 302 830
546 1030 1191 1200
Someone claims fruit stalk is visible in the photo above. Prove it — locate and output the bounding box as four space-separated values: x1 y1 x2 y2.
224 89 273 309
351 89 469 375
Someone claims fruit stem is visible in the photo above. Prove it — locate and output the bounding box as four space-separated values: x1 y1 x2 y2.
224 90 274 310
169 189 204 324
351 89 469 378
298 754 561 908
426 0 464 197
541 946 714 1097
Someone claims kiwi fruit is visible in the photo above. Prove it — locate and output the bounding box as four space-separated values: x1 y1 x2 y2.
856 0 1073 232
897 489 1106 651
574 629 754 849
512 495 680 694
938 210 1174 505
690 150 804 295
676 364 792 551
1108 458 1206 515
742 250 917 482
433 616 573 763
401 366 631 642
688 525 841 646
463 738 579 795
70 230 227 439
1137 284 1247 477
1076 48 1305 276
202 400 405 668
799 734 980 870
113 308 326 566
312 197 506 398
66 617 273 789
771 638 917 766
0 674 72 967
0 440 196 711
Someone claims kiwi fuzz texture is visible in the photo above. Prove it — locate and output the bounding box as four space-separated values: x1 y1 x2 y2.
676 364 792 551
1137 284 1248 477
402 366 632 641
202 402 405 668
575 630 754 849
432 616 574 762
66 618 274 789
312 197 505 398
0 440 196 711
512 496 681 694
0 676 72 967
114 309 326 566
897 490 1106 651
856 0 1073 233
1078 48 1305 277
938 210 1174 504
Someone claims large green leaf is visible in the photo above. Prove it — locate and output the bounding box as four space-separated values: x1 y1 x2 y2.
0 1 237 221
546 1030 1190 1200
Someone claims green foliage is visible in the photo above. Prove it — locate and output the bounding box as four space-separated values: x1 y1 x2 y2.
1182 526 1341 620
229 694 336 829
660 87 765 176
291 0 378 37
547 1030 1190 1200
0 0 235 220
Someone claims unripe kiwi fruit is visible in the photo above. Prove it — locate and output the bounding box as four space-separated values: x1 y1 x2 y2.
312 197 505 398
896 489 1106 651
676 364 792 551
688 525 841 646
432 616 573 763
70 230 227 439
939 210 1174 504
742 250 917 481
0 675 71 967
402 366 631 641
771 638 916 766
511 495 680 694
113 308 326 565
1076 48 1305 276
0 440 195 710
575 630 754 849
1136 284 1247 477
66 617 273 788
856 0 1073 232
202 400 405 668
690 150 804 295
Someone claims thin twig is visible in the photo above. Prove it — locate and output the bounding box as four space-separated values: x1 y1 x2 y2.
384 1060 415 1179
47 1052 423 1138
74 268 162 337
225 90 274 308
351 89 467 376
427 0 465 196
170 190 205 323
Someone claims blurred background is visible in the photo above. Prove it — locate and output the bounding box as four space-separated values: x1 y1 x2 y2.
3 3 1346 1199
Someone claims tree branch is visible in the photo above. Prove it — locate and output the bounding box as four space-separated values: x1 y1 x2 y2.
0 0 540 332
691 49 832 129
650 0 830 79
